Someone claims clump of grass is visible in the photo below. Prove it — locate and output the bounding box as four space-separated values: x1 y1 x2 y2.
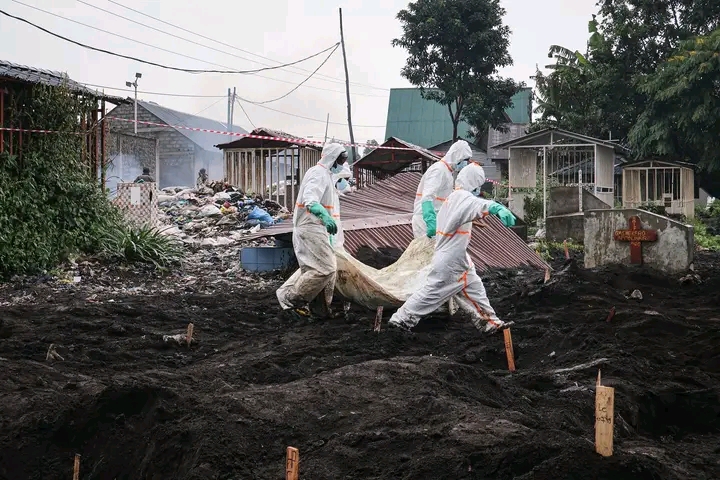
99 224 184 267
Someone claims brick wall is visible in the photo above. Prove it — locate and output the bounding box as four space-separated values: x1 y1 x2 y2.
107 103 197 188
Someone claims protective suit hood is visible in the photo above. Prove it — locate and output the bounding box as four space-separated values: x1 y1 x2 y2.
455 163 486 192
319 143 347 169
442 140 473 168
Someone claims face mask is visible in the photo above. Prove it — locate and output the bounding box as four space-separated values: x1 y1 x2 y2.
455 159 470 171
470 187 482 197
330 164 343 174
336 179 349 191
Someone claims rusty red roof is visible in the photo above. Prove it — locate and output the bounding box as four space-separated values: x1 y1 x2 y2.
245 171 548 272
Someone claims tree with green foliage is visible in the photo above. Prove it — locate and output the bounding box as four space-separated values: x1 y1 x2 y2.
629 28 720 169
532 2 720 146
392 0 523 141
0 84 181 278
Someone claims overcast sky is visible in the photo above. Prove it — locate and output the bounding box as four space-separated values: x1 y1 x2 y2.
2 0 598 146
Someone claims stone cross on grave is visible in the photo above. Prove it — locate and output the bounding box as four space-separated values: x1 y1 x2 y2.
613 215 658 265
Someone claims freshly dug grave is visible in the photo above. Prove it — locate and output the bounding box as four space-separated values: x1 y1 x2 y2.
1 251 719 479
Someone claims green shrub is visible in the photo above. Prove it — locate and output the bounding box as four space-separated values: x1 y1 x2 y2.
689 217 720 251
0 84 183 278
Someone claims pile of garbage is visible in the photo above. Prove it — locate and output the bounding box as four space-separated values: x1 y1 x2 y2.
156 183 291 247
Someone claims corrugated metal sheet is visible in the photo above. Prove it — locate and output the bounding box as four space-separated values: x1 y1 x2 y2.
0 59 125 103
384 87 533 148
353 137 440 174
243 171 548 272
137 100 247 152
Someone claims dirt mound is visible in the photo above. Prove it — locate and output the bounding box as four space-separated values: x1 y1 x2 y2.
1 252 719 479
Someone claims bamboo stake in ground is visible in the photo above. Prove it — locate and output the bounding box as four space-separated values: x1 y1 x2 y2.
373 306 383 332
503 328 516 372
73 454 80 480
286 447 299 480
186 323 194 347
563 240 570 259
595 372 615 457
544 268 551 283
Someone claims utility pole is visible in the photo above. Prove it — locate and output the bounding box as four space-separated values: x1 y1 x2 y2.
227 88 232 130
339 8 357 163
125 72 141 134
324 113 329 143
229 87 236 131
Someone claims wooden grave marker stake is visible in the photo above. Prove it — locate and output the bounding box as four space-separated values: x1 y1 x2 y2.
595 370 615 457
373 306 383 332
286 446 299 480
563 239 570 259
73 454 80 480
503 328 516 372
186 323 194 347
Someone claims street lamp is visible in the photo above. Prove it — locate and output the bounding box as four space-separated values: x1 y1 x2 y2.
125 72 141 134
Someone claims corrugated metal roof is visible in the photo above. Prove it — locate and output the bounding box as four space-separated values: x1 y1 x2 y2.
0 59 126 103
244 171 548 272
490 127 631 154
354 137 440 173
138 100 247 152
216 127 320 150
384 87 533 148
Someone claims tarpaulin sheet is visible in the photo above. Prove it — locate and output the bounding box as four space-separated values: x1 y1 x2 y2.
284 237 478 315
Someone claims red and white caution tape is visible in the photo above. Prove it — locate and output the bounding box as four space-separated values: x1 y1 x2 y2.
0 126 87 135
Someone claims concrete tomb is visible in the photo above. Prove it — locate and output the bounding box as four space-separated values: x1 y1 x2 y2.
584 208 694 274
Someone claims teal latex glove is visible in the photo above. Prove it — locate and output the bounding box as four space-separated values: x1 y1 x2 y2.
307 203 338 234
421 200 437 237
488 202 516 228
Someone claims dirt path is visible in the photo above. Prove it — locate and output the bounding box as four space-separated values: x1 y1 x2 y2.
1 252 719 479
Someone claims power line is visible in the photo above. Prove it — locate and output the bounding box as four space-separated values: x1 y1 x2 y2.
235 98 256 130
82 83 227 98
76 0 328 80
5 3 338 75
77 0 377 92
2 5 387 98
237 45 340 104
240 101 385 128
77 82 387 128
104 0 390 92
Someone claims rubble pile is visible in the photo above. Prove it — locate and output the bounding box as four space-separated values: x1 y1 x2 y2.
156 184 291 247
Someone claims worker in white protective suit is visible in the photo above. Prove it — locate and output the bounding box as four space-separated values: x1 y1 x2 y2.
388 162 517 333
413 140 473 239
276 143 348 319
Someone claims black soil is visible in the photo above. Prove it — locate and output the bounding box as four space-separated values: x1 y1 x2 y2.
1 251 720 479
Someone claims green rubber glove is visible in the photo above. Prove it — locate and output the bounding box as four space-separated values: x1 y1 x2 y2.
421 200 437 237
307 202 337 234
488 202 516 228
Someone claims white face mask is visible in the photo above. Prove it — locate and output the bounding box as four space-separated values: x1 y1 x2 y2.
336 179 349 191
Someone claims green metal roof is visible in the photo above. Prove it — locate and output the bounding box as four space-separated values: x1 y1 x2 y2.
384 87 532 148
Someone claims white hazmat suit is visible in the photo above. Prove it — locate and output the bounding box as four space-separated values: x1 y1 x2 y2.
276 143 347 315
329 163 352 250
389 163 511 332
412 140 473 239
